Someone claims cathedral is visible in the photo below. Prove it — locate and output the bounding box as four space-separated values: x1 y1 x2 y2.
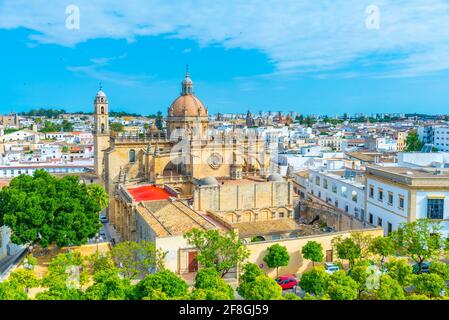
94 68 278 226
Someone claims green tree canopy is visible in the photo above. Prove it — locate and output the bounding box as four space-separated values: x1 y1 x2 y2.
301 241 324 267
84 268 133 300
384 258 413 287
110 240 167 280
184 229 249 277
326 270 358 300
332 236 361 269
0 170 102 247
405 130 424 151
298 267 329 297
263 244 290 278
87 184 109 210
134 270 188 300
390 219 445 274
369 236 396 265
376 275 405 300
193 267 234 300
412 273 447 298
238 275 283 300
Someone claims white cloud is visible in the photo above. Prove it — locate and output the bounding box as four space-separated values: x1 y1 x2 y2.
2 0 449 77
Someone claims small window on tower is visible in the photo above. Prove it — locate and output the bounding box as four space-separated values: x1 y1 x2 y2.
101 106 105 114
101 123 105 134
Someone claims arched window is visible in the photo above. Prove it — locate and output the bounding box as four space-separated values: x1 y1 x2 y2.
101 97 104 102
101 106 105 114
129 149 136 163
101 123 105 134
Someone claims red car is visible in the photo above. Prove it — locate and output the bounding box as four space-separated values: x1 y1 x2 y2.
276 276 298 290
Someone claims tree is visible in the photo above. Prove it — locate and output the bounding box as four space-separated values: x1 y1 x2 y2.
238 275 283 300
349 231 374 260
155 111 163 130
348 261 372 298
369 236 395 267
301 241 324 267
390 219 445 274
0 170 102 248
0 281 28 300
41 252 89 290
298 267 329 297
326 270 358 300
61 120 74 132
184 229 249 277
7 268 40 292
405 130 423 151
239 263 264 284
412 273 447 298
134 270 188 300
429 261 449 280
332 236 361 270
263 244 290 278
84 268 133 300
384 258 413 287
193 268 234 300
376 275 405 300
110 122 124 132
110 241 167 280
283 292 301 300
87 184 109 210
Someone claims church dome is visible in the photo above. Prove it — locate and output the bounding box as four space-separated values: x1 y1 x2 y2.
198 176 219 186
168 65 208 118
168 95 208 117
267 173 284 182
96 90 106 97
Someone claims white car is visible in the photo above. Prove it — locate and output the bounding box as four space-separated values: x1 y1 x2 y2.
324 262 340 274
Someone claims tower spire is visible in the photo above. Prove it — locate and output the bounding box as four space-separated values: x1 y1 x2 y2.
186 64 189 77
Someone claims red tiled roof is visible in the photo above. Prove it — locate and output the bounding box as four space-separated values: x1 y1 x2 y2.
127 185 172 202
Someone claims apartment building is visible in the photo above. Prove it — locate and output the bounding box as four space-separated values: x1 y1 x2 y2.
308 169 366 222
418 125 449 152
365 165 449 236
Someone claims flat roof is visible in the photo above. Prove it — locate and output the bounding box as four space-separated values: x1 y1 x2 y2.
367 165 449 178
127 185 173 202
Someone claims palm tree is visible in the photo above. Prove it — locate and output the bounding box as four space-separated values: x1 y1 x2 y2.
87 184 109 209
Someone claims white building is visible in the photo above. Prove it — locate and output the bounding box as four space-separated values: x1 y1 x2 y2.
365 165 449 236
307 169 366 221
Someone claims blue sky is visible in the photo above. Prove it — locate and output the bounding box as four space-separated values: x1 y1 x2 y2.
1 0 449 115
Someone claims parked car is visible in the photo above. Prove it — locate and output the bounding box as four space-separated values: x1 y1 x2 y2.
325 262 340 274
276 276 298 290
99 229 106 238
413 262 431 274
100 215 108 223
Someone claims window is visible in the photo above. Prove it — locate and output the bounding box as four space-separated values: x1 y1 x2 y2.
129 149 136 163
378 189 383 201
369 213 373 224
345 205 349 213
369 185 374 198
377 217 383 227
388 192 393 206
398 195 405 210
427 199 444 220
332 183 337 194
101 106 104 114
387 222 393 235
315 176 320 186
323 179 328 189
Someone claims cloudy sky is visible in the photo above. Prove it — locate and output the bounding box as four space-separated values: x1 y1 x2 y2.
1 0 449 115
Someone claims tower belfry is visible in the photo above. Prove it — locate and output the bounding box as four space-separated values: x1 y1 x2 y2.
93 86 110 183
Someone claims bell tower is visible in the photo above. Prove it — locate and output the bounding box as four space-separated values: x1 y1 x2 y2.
93 84 110 183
